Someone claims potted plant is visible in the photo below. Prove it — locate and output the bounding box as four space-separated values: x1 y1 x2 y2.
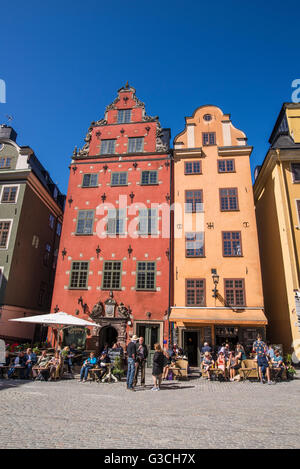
285 354 297 380
112 355 125 380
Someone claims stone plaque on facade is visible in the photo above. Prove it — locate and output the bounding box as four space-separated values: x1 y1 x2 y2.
104 291 116 318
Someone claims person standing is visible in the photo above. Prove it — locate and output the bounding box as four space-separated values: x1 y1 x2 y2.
151 343 164 391
133 337 148 387
24 348 37 379
253 334 273 384
126 335 138 391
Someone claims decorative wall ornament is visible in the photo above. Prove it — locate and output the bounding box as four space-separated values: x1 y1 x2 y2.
104 291 117 318
90 301 104 322
117 303 130 319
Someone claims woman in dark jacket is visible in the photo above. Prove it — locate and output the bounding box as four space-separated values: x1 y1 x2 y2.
151 343 164 391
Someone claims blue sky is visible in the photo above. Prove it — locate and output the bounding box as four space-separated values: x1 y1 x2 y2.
1 0 300 194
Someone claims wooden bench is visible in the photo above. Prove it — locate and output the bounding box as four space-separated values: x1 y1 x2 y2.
238 359 259 380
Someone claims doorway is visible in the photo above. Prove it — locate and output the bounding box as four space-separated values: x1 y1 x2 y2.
183 331 198 366
99 326 118 352
136 323 160 367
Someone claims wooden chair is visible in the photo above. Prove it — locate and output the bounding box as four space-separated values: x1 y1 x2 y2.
172 359 188 380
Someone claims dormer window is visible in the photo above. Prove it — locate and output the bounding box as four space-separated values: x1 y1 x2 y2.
118 109 131 124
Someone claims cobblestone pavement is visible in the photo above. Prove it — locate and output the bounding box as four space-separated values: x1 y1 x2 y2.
0 370 299 449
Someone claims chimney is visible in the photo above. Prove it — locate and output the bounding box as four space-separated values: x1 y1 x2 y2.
0 125 17 142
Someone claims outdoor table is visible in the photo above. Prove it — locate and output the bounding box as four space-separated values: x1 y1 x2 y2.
89 364 117 383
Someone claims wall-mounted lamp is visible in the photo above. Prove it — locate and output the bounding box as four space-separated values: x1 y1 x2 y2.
212 270 220 298
128 245 133 258
165 248 170 260
165 160 170 168
61 248 67 260
72 165 77 174
103 164 108 172
96 131 101 138
54 305 59 313
146 311 151 319
101 193 107 203
165 193 170 202
129 192 135 202
133 162 138 169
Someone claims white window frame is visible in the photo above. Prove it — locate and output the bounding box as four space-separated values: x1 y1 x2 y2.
0 184 20 204
0 266 4 288
0 219 13 250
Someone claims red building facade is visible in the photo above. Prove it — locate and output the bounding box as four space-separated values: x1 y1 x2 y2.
51 84 171 362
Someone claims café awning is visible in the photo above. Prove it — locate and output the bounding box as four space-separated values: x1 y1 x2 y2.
169 307 267 326
9 312 100 328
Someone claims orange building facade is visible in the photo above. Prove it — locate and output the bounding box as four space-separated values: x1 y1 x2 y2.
170 105 267 365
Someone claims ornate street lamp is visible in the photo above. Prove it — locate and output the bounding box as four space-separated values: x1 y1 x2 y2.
212 270 220 298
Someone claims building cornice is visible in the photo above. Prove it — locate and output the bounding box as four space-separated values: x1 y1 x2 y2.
218 146 253 157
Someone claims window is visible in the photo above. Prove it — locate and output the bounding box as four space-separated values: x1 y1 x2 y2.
185 190 203 213
136 262 156 290
38 282 47 306
43 243 51 267
32 235 39 249
186 279 205 306
49 214 55 229
111 172 128 186
223 232 242 256
0 157 11 169
102 261 122 289
53 248 58 270
184 161 202 175
203 114 212 122
128 137 144 153
185 232 204 257
100 139 116 155
291 163 300 183
82 173 98 187
1 186 17 203
218 159 235 173
296 200 300 225
70 261 89 289
141 170 158 185
0 221 11 248
202 132 216 146
117 109 131 123
56 223 62 237
138 208 158 235
220 188 239 211
107 209 125 235
76 210 94 235
224 279 245 306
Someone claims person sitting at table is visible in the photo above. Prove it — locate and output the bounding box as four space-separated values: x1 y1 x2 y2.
32 350 50 381
7 352 26 379
217 351 227 379
162 349 171 380
79 352 97 383
0 351 11 379
24 348 37 380
271 349 286 381
48 351 61 381
228 351 241 381
235 343 246 362
95 351 110 382
202 352 214 380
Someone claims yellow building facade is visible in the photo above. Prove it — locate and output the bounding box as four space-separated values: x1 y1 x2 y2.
254 103 300 360
170 105 266 365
